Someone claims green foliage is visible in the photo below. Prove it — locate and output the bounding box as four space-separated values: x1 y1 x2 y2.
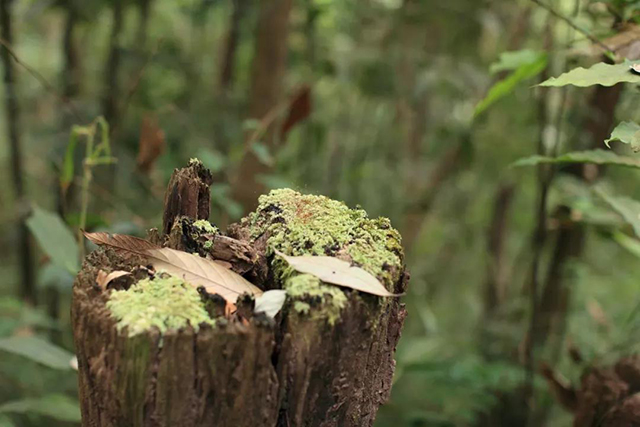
26 206 79 274
540 61 640 87
0 394 80 422
490 49 546 74
0 336 73 370
513 150 640 169
605 121 640 150
595 186 640 238
475 53 547 117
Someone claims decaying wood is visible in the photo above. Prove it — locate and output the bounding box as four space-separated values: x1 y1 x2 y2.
162 161 213 234
72 163 407 426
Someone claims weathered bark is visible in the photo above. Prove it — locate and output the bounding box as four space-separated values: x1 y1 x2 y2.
73 163 407 426
1 0 35 304
231 0 293 213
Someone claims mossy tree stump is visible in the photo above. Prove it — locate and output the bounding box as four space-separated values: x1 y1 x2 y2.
72 161 408 427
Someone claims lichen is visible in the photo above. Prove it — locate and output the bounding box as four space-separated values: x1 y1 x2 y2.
193 219 218 234
189 157 201 165
286 274 346 324
242 189 403 323
106 275 214 336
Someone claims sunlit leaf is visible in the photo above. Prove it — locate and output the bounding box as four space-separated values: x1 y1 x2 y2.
26 206 79 274
605 121 640 150
0 336 73 370
475 55 547 117
540 61 640 87
0 394 80 422
276 251 400 297
512 150 640 169
254 289 287 318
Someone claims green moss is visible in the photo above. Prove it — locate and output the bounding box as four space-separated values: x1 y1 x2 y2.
107 275 214 336
193 219 218 234
246 189 403 286
243 189 403 324
203 240 213 249
286 274 346 324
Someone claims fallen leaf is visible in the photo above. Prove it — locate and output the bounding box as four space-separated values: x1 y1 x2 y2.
280 85 311 140
254 289 286 318
275 250 400 297
96 269 131 290
137 114 165 173
84 232 262 303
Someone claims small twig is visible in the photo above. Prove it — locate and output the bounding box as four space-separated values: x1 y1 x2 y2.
0 38 83 122
530 0 618 61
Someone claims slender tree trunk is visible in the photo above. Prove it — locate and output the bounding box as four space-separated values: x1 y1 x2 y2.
136 0 152 48
1 0 35 304
231 0 293 214
219 0 248 91
63 1 81 102
103 0 124 128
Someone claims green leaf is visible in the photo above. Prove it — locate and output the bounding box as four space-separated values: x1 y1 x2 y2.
595 186 640 237
0 415 16 427
37 263 74 292
195 147 226 173
475 55 547 117
512 149 640 169
0 394 81 422
60 130 79 192
490 49 545 74
251 142 274 166
540 61 640 87
0 336 73 370
605 121 640 150
26 206 79 274
612 231 640 258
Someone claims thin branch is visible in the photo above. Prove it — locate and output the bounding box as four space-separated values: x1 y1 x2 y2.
0 37 83 121
530 0 618 61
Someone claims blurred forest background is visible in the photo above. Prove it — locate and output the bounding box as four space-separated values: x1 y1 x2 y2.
4 0 640 425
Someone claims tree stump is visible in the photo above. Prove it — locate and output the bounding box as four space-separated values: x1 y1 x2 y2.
72 161 408 427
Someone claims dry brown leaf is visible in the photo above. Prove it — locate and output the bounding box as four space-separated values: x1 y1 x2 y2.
84 232 262 303
137 114 166 173
96 269 131 290
84 231 160 255
275 250 400 297
146 247 262 302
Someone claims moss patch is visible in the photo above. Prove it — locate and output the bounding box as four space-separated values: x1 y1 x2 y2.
243 189 403 323
107 275 214 336
193 219 218 234
287 274 347 325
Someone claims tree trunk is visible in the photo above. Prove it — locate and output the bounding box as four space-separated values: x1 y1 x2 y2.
219 0 248 91
72 162 408 426
231 0 292 214
103 0 124 128
1 0 35 304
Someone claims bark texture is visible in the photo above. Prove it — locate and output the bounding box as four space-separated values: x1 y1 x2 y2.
73 163 407 426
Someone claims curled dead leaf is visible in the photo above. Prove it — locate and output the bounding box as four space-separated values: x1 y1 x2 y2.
96 269 131 290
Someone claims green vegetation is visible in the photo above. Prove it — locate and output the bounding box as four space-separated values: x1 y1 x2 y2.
107 276 215 336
